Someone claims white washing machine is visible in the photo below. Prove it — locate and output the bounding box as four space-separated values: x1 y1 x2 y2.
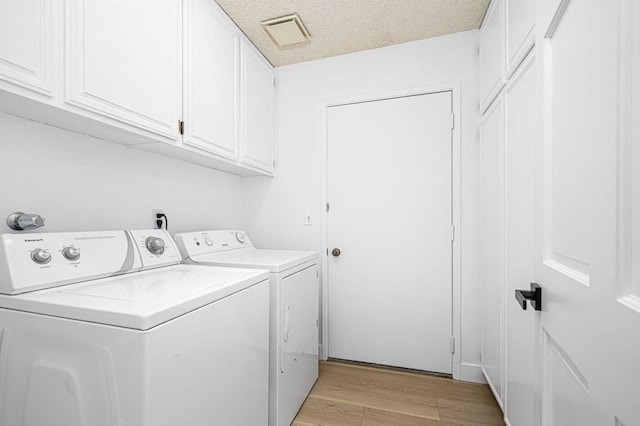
0 229 270 426
175 230 319 426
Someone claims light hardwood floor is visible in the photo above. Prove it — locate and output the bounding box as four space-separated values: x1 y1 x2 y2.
293 361 505 426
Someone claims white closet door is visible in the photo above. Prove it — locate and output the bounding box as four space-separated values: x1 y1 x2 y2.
506 0 535 75
480 0 506 112
504 53 537 426
480 96 504 405
327 91 453 374
65 0 181 141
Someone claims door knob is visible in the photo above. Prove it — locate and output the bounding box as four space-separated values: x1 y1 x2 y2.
331 248 341 257
515 283 542 311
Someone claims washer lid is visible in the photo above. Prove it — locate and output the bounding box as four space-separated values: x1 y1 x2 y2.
188 248 318 273
0 265 269 330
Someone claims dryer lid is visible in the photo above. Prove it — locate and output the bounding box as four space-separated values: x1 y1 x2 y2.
188 248 318 273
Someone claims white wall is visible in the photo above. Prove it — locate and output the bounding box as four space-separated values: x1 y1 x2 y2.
0 113 244 234
242 30 483 381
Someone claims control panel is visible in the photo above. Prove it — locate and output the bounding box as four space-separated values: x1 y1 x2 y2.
174 230 252 258
0 230 181 295
129 229 180 269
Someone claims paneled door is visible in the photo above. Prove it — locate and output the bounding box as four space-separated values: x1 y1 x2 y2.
535 0 640 424
480 94 505 403
327 91 453 374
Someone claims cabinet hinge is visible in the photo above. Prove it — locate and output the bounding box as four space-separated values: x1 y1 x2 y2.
179 120 185 135
450 336 455 354
451 225 455 242
450 113 455 130
326 202 330 213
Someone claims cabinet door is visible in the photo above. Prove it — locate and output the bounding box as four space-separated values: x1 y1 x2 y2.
241 42 274 174
0 0 55 100
65 0 181 142
480 0 506 113
480 96 504 407
506 0 535 75
183 0 239 160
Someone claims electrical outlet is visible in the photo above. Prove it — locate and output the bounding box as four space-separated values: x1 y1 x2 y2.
152 209 164 229
304 211 313 226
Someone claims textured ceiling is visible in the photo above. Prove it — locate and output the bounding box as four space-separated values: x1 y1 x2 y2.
215 0 490 67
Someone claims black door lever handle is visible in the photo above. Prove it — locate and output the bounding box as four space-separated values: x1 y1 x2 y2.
515 283 542 311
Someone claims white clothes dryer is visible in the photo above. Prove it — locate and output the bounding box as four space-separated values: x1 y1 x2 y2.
175 230 319 426
0 229 270 426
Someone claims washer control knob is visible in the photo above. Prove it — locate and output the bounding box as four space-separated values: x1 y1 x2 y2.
145 237 165 255
235 232 246 243
62 246 80 261
204 237 214 246
31 248 52 264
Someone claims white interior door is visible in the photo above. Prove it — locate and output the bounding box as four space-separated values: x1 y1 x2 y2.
327 91 453 374
536 0 640 424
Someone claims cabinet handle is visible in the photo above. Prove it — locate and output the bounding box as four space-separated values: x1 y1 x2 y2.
515 283 542 311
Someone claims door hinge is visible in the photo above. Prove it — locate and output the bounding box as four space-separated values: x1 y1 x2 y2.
326 202 330 212
450 225 455 242
179 120 184 135
450 113 455 130
450 336 455 354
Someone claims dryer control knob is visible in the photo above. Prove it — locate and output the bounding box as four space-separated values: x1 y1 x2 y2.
235 232 246 243
31 248 52 264
145 237 165 255
62 246 80 261
204 237 214 246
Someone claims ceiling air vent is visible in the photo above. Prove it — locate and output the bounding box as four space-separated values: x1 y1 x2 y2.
261 14 310 47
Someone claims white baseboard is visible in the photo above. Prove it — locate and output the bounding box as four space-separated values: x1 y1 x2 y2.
460 362 487 383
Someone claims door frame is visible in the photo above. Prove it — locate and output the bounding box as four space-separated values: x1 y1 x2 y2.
319 82 463 379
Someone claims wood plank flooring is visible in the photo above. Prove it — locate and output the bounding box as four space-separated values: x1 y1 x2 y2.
293 361 504 426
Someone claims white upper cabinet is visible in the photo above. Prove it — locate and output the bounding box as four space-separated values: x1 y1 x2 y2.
183 0 239 160
65 0 181 142
480 0 506 113
506 0 535 75
240 42 274 174
0 0 55 101
0 0 275 176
